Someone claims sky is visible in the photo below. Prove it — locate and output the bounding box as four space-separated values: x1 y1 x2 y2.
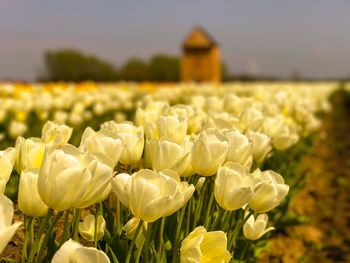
1 0 350 80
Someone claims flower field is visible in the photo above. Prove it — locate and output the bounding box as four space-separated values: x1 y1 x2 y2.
0 81 348 262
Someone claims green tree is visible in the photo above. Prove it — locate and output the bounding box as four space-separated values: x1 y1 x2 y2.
41 49 118 81
148 55 180 82
119 58 149 81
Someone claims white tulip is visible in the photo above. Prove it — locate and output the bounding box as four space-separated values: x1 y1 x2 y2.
0 194 22 255
79 214 106 242
215 162 254 211
243 213 274 240
111 169 194 222
18 169 48 217
52 239 110 263
249 169 289 213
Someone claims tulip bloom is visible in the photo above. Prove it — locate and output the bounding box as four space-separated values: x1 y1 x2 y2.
214 162 254 211
80 127 124 167
101 121 144 166
246 131 272 164
180 226 231 263
18 169 49 217
249 169 289 213
156 115 187 144
0 194 22 255
52 239 110 263
79 214 106 242
239 108 264 132
38 144 114 211
150 139 188 173
191 129 228 176
0 147 16 188
111 169 194 222
243 213 274 240
225 130 253 171
41 121 73 145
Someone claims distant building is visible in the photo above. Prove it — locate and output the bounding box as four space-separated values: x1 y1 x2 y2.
181 26 221 83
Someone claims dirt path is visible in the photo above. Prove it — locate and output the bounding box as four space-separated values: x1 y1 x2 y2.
260 88 350 262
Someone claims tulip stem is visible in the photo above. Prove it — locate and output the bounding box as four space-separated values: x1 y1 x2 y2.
21 216 33 263
193 179 208 227
157 217 165 260
125 219 143 263
210 207 224 231
36 211 63 263
174 204 187 245
94 204 99 248
204 191 215 228
229 210 254 250
115 198 122 235
61 209 70 245
72 208 81 241
27 208 53 263
185 199 192 236
239 240 250 262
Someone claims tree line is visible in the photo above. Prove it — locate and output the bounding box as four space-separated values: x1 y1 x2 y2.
39 49 181 82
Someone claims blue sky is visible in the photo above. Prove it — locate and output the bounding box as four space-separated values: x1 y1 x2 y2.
1 0 350 80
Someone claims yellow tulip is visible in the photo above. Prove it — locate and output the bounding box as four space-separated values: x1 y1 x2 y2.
180 226 231 263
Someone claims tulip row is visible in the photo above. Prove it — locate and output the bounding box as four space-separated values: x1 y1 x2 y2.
0 82 334 262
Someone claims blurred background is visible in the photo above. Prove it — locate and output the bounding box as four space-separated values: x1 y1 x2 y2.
1 0 350 82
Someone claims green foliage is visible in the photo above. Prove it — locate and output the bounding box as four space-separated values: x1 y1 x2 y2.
40 49 181 82
120 58 149 81
148 55 180 82
41 49 118 82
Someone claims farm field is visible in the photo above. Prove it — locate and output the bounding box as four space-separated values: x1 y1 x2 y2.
0 82 350 262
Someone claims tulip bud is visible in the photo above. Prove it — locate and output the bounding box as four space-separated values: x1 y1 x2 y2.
79 214 106 242
239 108 264 132
246 131 272 164
0 194 22 254
122 217 147 248
195 177 206 193
214 162 254 211
156 116 187 144
180 226 231 263
15 137 45 173
18 169 49 217
243 213 274 240
191 129 228 176
51 239 110 263
0 147 16 186
225 130 253 171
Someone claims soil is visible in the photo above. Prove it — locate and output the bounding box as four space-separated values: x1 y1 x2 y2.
259 89 350 263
